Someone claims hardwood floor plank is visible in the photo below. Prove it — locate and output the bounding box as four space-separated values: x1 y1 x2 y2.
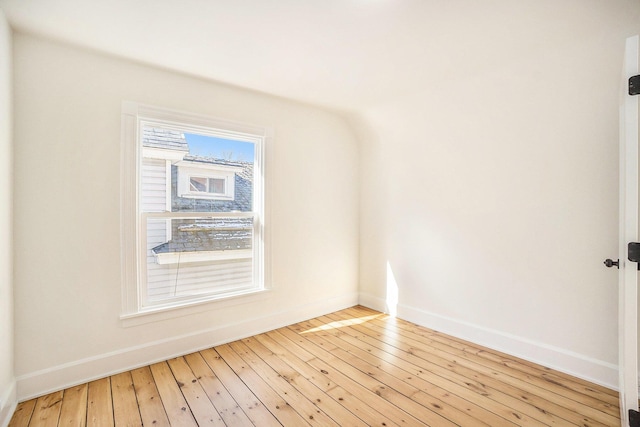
366 312 619 418
345 305 619 405
280 325 448 427
130 366 171 427
183 352 255 427
166 356 225 426
323 312 571 426
199 348 281 427
333 310 611 426
86 378 113 427
242 335 369 427
311 314 531 426
149 362 198 427
7 306 620 427
29 391 63 427
400 318 619 404
8 400 36 427
295 319 500 427
58 383 88 427
216 344 312 426
259 330 401 427
111 372 142 427
368 318 619 424
229 339 339 426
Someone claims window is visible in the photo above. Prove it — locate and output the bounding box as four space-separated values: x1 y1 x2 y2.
176 161 240 200
191 177 224 194
121 103 268 318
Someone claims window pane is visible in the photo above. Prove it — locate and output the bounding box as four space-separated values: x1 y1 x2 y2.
209 178 225 194
145 217 254 303
141 125 256 213
189 177 206 192
175 133 255 213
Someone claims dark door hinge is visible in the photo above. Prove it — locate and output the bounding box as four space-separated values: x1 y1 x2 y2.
629 242 640 261
630 75 640 96
628 242 640 270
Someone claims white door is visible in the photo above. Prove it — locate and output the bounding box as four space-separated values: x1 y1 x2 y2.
619 34 639 427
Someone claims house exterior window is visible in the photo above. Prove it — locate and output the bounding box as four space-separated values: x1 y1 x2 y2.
121 102 268 319
191 177 224 194
176 161 240 200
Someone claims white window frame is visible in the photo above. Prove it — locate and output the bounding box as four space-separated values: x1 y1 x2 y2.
120 102 269 321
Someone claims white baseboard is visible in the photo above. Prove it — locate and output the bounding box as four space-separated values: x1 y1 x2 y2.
0 380 16 427
358 291 388 313
17 292 359 401
358 292 618 390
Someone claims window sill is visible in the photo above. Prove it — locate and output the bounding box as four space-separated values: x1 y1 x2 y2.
120 287 270 327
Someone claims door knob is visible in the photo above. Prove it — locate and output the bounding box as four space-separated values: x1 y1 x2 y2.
604 259 619 268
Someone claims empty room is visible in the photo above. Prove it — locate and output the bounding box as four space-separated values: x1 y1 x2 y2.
1 0 640 426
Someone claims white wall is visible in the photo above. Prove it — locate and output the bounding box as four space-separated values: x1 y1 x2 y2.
12 33 359 399
0 9 15 427
356 1 640 388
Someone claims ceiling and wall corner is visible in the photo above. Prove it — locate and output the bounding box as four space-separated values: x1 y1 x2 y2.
1 0 640 399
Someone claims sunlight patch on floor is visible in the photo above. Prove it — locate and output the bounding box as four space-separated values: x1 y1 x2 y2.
299 314 382 334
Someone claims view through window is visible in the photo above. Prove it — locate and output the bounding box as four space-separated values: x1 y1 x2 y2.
139 123 263 308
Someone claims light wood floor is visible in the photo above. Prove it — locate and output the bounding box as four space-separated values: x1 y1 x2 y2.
9 306 620 426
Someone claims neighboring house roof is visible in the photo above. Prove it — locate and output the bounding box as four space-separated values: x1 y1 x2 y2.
183 154 246 169
142 126 189 152
151 218 253 254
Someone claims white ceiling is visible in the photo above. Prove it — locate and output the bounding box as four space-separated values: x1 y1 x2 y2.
0 0 622 112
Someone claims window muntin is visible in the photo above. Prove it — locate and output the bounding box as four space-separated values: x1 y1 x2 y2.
121 102 267 318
